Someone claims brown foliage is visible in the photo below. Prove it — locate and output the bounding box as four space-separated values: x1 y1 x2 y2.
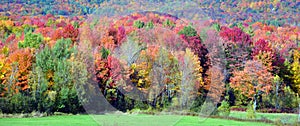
205 66 225 103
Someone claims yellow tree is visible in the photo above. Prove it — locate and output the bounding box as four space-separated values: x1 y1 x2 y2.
290 49 300 94
0 54 8 96
177 48 204 110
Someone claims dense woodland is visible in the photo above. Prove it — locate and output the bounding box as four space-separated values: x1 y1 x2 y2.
0 1 299 117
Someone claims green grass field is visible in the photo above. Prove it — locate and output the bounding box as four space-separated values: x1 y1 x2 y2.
229 111 298 123
0 113 277 126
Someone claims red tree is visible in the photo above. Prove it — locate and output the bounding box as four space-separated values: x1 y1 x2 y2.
62 24 79 43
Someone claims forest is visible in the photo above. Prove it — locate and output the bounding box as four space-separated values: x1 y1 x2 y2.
0 1 299 124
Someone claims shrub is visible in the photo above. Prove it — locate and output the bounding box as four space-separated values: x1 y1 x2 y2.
0 109 2 117
246 103 256 119
190 95 206 112
230 106 247 111
0 92 35 114
281 87 299 109
217 100 230 117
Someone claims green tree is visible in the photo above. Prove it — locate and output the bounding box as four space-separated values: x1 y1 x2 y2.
146 21 154 29
163 19 175 27
18 32 43 49
178 25 198 37
133 20 145 29
218 100 230 117
29 65 54 113
33 38 82 113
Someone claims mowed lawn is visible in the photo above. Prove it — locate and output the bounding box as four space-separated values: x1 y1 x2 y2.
0 114 274 126
229 111 298 123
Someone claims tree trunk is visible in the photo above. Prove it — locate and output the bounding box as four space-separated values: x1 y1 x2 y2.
297 93 300 122
275 81 279 110
298 103 300 122
253 95 257 112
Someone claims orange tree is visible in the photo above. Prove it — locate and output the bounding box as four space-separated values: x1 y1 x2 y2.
6 48 33 93
230 60 274 111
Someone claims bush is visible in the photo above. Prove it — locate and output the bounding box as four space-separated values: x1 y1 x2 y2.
246 103 256 119
280 87 298 109
0 92 35 114
217 100 230 117
230 106 246 111
0 109 2 117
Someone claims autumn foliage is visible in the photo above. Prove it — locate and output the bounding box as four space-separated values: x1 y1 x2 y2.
0 6 299 114
230 60 274 98
3 48 33 94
